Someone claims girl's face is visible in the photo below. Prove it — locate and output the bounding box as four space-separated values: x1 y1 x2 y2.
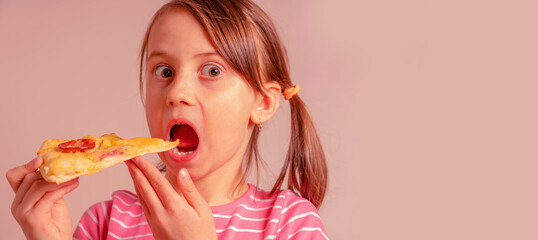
144 9 257 181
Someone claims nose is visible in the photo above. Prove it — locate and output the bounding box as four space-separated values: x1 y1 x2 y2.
166 74 194 107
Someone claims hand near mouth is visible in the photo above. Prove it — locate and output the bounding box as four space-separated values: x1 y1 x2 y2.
125 157 217 240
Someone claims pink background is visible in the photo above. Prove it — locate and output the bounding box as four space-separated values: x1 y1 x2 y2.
1 0 537 239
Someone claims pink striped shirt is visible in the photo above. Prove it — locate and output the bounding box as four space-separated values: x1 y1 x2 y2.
73 184 328 239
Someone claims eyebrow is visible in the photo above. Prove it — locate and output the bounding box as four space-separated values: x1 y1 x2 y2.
147 50 220 60
147 51 170 60
193 52 220 58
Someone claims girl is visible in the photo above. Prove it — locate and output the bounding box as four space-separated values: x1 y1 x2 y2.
7 0 328 239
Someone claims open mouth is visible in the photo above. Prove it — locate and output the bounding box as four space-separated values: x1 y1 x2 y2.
169 123 199 156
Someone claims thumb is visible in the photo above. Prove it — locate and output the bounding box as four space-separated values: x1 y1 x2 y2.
177 168 210 215
6 157 43 192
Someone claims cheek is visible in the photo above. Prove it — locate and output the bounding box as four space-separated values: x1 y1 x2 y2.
204 91 253 149
145 86 165 138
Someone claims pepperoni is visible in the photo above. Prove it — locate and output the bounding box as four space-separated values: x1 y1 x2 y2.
58 139 96 153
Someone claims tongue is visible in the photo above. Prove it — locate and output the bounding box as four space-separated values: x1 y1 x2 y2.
171 124 199 150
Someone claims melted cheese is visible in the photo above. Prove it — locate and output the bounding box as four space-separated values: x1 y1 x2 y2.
38 133 179 184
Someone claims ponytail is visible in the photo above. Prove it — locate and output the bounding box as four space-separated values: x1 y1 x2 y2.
271 96 328 208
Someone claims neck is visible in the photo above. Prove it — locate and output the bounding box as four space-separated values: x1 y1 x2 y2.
196 165 249 206
165 161 249 207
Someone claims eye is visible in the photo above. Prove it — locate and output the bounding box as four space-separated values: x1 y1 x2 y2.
155 65 174 79
200 64 223 78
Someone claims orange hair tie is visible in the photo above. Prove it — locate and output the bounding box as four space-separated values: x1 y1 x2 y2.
283 84 300 100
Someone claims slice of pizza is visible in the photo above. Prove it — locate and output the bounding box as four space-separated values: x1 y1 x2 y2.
37 133 179 184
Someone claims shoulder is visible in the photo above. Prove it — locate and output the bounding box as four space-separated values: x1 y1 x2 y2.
110 190 141 208
81 190 140 211
73 190 150 240
84 190 142 220
73 196 113 239
273 189 329 240
248 187 321 216
268 189 320 218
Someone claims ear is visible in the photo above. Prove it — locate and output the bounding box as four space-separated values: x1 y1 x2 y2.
250 81 281 126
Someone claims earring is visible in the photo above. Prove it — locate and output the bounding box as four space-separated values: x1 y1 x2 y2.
257 117 263 130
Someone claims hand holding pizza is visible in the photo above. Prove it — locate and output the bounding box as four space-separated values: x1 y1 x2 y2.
126 157 218 240
6 157 79 240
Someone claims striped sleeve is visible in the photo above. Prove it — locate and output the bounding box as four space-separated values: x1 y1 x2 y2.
105 190 153 239
277 193 328 240
73 200 112 240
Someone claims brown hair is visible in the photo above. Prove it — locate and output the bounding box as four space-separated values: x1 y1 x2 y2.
139 0 328 208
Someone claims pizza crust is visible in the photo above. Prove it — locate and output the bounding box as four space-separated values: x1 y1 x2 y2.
38 134 179 184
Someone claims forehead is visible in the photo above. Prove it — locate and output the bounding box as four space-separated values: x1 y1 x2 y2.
147 9 215 58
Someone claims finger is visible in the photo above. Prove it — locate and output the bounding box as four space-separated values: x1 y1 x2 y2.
11 172 41 217
17 178 79 215
32 179 79 215
6 157 43 192
131 177 152 219
130 157 180 207
12 172 42 211
177 168 210 215
126 159 163 214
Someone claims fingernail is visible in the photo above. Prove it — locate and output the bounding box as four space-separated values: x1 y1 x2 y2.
179 168 189 180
